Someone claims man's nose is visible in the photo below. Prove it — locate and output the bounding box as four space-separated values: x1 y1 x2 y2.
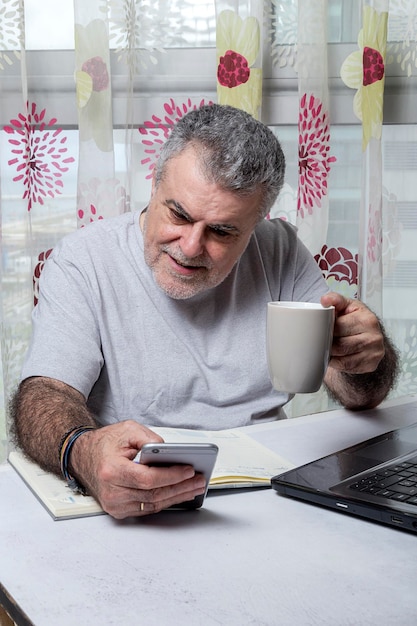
180 223 205 258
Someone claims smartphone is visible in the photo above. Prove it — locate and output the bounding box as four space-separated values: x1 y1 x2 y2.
135 443 219 509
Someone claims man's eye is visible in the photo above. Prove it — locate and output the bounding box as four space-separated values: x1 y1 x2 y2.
170 209 187 222
210 227 231 238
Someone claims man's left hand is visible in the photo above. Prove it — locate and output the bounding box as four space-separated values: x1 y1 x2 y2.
321 292 385 375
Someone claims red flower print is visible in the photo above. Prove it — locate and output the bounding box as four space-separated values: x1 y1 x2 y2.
77 203 103 227
4 102 75 211
33 248 53 306
363 47 384 86
82 56 109 91
298 93 336 218
217 50 250 88
314 245 358 298
139 98 214 179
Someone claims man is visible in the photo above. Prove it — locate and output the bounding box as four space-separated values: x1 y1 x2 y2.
11 104 399 519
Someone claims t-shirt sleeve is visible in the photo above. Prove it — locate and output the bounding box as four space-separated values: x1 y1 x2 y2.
257 218 329 302
21 241 104 398
291 236 329 302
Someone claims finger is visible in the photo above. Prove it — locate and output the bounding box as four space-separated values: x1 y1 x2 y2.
105 475 207 519
328 351 377 374
121 460 198 490
333 308 377 340
320 292 349 314
93 458 203 517
112 420 166 460
329 328 385 373
86 421 166 466
137 481 207 516
321 293 373 336
331 328 371 356
332 309 383 352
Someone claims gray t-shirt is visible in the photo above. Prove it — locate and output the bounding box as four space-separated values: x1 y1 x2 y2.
21 211 328 429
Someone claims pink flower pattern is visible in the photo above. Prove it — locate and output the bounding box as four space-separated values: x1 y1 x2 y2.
363 46 384 86
77 203 104 227
33 248 53 306
217 50 250 87
4 102 75 211
298 93 336 218
314 245 358 298
139 98 213 179
77 177 129 228
81 56 109 91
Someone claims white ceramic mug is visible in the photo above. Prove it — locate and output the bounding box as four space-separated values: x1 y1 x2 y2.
266 301 335 394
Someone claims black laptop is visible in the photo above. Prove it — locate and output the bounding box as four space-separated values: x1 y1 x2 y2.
271 421 417 533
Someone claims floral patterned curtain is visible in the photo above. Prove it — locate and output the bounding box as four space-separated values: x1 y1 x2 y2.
341 0 388 316
1 0 416 461
216 2 263 118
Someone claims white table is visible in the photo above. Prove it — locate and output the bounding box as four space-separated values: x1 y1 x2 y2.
1 396 417 626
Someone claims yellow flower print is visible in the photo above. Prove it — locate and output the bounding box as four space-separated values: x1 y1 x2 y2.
341 5 388 150
216 10 262 118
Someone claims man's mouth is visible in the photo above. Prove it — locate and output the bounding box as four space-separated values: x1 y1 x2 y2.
167 253 206 275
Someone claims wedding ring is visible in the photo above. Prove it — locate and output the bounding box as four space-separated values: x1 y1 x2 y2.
140 502 145 512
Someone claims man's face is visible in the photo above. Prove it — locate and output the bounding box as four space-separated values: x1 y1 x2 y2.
142 146 262 299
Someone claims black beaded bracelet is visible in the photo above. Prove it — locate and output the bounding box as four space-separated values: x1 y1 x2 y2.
59 426 96 495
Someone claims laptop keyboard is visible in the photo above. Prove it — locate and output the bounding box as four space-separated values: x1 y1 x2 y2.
349 455 417 505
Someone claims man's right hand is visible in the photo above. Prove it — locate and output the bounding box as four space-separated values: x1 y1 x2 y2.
69 420 207 519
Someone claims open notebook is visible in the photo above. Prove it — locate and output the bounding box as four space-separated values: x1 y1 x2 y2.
9 426 293 520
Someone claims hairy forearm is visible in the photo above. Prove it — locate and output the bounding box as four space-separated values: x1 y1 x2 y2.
10 376 98 476
324 333 400 410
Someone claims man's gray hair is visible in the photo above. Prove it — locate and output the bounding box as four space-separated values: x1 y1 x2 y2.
153 104 286 219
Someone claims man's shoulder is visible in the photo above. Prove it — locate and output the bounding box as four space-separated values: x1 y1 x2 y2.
53 211 139 256
252 217 299 256
254 217 298 239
